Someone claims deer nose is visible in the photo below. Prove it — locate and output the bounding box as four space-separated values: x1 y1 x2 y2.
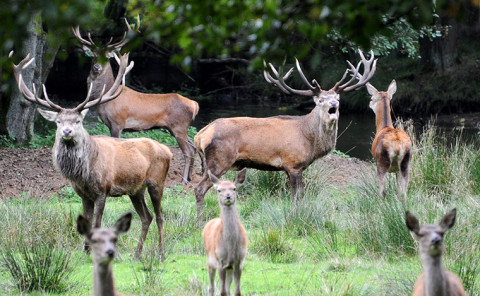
63 129 72 136
330 101 338 108
432 237 442 245
106 249 115 258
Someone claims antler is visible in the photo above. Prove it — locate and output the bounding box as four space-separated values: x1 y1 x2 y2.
75 52 134 111
331 49 377 93
73 15 140 52
264 59 322 97
12 53 63 111
105 15 141 50
12 52 133 112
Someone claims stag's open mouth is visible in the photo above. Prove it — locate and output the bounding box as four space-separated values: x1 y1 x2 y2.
328 107 338 120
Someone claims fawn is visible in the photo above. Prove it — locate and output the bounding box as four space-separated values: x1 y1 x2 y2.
77 213 132 296
202 169 248 296
405 208 466 296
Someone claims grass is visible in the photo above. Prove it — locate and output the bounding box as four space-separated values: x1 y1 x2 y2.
0 122 479 295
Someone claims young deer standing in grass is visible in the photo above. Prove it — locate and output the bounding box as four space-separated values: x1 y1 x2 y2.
77 212 132 296
367 80 412 200
202 169 248 296
405 208 466 296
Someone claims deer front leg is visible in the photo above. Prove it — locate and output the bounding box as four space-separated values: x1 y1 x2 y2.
208 266 216 296
81 197 95 252
233 266 242 296
174 133 195 184
93 193 107 228
219 268 228 296
286 169 304 201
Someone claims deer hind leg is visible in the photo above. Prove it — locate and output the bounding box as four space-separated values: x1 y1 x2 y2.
376 150 390 197
147 182 165 258
208 266 216 296
172 130 196 184
397 150 411 202
129 188 153 259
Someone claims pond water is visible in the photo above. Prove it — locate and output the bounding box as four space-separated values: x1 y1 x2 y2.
192 104 480 161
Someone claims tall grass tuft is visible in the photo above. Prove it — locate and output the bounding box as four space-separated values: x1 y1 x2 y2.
251 228 297 263
1 241 75 292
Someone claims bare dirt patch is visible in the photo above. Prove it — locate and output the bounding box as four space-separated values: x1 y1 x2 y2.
0 147 371 199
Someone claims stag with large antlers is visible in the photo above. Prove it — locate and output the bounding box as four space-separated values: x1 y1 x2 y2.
13 52 172 258
73 17 199 184
193 50 376 220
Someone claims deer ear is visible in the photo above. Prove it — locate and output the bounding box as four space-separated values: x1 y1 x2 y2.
405 211 420 235
114 212 132 234
388 80 397 98
366 83 378 97
208 170 220 188
37 108 57 122
234 168 247 187
439 208 456 231
77 215 92 237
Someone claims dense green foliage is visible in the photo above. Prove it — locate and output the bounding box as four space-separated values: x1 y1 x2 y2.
1 123 479 295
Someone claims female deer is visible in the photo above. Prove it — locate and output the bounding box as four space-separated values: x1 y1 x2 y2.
202 169 248 296
77 212 132 296
405 208 466 296
367 80 412 200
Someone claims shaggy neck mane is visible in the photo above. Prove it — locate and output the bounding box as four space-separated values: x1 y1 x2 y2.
54 132 97 182
302 106 338 159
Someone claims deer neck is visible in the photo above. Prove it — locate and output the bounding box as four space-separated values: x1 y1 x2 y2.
88 61 115 100
421 254 448 296
93 262 116 296
375 98 393 133
304 106 338 158
220 205 241 248
54 131 98 182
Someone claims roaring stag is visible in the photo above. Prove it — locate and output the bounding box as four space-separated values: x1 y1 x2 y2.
194 50 376 220
72 18 199 183
77 212 132 296
13 52 172 259
406 209 466 296
202 169 248 296
367 80 412 200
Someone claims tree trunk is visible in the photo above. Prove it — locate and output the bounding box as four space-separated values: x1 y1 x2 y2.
6 14 60 145
419 18 458 72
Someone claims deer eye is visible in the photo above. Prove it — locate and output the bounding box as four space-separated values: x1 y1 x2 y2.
111 238 118 243
91 239 97 244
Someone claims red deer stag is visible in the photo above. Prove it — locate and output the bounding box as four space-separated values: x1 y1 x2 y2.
77 212 132 296
202 169 248 296
367 80 412 200
194 50 376 220
72 18 198 184
406 209 466 296
13 52 172 259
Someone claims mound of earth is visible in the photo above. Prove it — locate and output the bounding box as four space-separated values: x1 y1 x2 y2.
0 147 371 199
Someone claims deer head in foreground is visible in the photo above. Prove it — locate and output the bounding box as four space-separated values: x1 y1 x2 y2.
202 168 248 296
73 16 199 184
13 52 172 259
193 49 376 220
405 208 466 296
77 212 132 296
367 80 412 200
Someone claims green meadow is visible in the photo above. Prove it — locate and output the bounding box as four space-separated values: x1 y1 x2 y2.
1 121 479 295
